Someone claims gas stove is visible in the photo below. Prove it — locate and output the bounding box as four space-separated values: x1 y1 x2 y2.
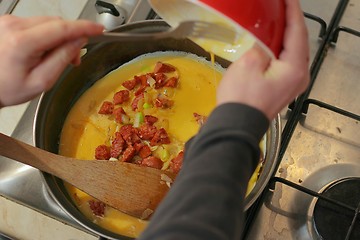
0 0 359 240
245 0 360 239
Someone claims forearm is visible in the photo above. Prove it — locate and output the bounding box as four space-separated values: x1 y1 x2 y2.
139 103 269 240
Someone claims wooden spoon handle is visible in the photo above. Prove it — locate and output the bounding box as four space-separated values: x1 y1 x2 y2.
0 132 57 172
0 132 176 218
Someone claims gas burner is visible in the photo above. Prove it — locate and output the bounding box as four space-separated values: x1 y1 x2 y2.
263 164 360 240
313 178 360 240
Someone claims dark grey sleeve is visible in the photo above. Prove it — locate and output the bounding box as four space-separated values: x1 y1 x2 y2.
138 103 269 240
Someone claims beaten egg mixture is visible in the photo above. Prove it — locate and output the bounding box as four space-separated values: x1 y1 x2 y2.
59 51 264 238
59 51 223 237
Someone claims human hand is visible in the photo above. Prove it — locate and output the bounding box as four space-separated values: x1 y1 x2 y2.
216 0 310 120
0 15 104 108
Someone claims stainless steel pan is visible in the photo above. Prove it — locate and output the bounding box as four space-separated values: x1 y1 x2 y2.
34 20 280 239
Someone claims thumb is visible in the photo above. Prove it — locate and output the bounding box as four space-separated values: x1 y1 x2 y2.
231 43 272 74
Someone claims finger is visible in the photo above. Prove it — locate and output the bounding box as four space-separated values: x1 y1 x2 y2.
0 15 60 32
15 16 62 30
20 19 103 54
71 51 82 66
279 0 309 65
27 38 87 91
231 43 271 74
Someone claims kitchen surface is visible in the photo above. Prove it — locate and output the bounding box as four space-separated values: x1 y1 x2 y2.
0 0 359 240
246 0 360 239
0 1 95 239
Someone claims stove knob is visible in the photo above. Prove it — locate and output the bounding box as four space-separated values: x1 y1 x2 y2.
95 0 127 30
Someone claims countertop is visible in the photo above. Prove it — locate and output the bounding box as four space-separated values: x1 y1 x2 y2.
0 0 87 136
0 1 98 239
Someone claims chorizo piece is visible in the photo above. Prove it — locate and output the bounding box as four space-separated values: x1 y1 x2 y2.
193 113 208 127
153 62 176 74
138 124 157 140
89 200 106 217
113 90 130 105
154 73 167 89
122 78 139 90
150 128 171 146
131 93 144 111
138 145 152 159
144 115 158 125
141 156 163 169
121 145 136 162
169 151 184 174
155 97 174 109
95 145 111 160
98 101 114 115
119 125 141 145
163 77 178 88
113 107 127 124
135 86 146 96
135 74 149 87
110 132 125 158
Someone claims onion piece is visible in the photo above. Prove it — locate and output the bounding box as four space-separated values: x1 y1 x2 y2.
140 208 154 220
121 114 130 124
143 102 152 109
160 147 170 162
133 112 144 128
161 160 171 171
147 76 156 88
160 173 173 188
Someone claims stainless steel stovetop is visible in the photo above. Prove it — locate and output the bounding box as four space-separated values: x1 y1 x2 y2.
0 0 359 239
246 0 360 239
0 1 154 238
0 0 18 15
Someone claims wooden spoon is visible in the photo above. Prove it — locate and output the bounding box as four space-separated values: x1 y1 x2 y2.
0 132 176 219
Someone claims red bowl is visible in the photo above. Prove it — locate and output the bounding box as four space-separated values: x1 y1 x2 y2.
149 0 285 60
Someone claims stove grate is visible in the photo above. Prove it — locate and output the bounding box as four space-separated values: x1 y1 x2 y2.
242 0 360 239
267 177 360 240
